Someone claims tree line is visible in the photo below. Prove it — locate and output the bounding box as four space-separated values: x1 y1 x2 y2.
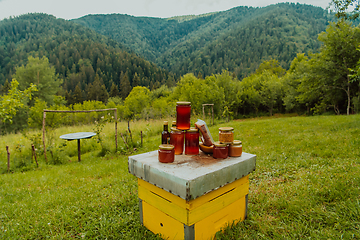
2 17 359 135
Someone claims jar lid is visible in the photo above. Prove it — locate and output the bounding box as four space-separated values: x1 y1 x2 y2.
219 127 234 132
171 127 182 132
163 121 168 125
172 121 176 126
159 144 175 150
177 101 191 105
231 140 242 145
214 141 227 147
186 127 198 132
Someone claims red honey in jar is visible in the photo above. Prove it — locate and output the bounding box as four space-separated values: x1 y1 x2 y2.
185 127 199 155
158 144 175 163
229 140 242 157
219 127 234 144
176 101 191 130
170 127 184 155
213 142 229 159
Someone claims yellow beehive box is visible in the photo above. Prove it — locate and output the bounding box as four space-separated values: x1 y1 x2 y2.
128 151 256 240
138 176 249 240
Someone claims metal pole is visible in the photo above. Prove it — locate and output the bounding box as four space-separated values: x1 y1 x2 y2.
77 139 81 162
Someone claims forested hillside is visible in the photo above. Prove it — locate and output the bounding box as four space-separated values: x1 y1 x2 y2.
0 13 174 103
73 3 332 78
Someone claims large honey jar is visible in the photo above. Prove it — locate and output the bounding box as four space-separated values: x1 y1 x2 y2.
185 127 199 155
176 101 191 130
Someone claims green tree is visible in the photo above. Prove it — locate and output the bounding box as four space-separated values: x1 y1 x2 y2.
259 71 283 116
0 79 11 95
109 82 120 97
297 21 360 115
87 75 109 103
173 73 224 116
120 71 131 99
12 56 62 105
73 84 83 103
282 53 308 112
331 0 360 20
0 79 37 124
124 86 151 120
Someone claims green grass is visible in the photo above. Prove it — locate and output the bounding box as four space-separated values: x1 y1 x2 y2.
1 114 360 239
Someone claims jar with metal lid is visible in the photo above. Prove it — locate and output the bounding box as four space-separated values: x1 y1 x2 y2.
229 140 242 157
158 144 175 163
219 127 234 144
170 127 184 155
185 127 199 155
176 101 191 130
213 142 228 159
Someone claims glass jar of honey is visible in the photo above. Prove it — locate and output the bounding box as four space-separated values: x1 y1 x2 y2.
229 140 242 157
176 101 191 130
185 127 199 155
213 142 229 159
219 127 234 144
170 127 184 155
158 144 175 163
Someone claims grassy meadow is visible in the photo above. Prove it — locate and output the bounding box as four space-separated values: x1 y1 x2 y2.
0 114 359 239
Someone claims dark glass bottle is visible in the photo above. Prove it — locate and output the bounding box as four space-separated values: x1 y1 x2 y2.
161 121 170 144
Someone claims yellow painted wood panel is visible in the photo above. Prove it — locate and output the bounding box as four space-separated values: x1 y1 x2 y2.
195 196 247 240
138 183 188 224
188 175 249 210
138 179 187 208
188 182 248 225
138 175 248 210
138 177 249 225
142 201 185 240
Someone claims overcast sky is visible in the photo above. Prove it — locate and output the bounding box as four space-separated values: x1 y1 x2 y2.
0 0 332 21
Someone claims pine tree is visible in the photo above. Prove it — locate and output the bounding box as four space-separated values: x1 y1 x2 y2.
132 72 140 88
0 79 11 95
73 84 83 103
109 82 120 97
120 71 131 99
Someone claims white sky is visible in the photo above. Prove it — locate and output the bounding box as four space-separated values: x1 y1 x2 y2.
0 0 332 20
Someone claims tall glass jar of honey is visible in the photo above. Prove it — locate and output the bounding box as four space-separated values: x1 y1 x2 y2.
185 127 199 155
176 101 191 130
170 127 184 155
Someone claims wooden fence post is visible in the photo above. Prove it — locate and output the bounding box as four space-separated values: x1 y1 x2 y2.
32 144 39 168
141 131 143 146
114 109 118 152
42 111 47 163
6 146 10 172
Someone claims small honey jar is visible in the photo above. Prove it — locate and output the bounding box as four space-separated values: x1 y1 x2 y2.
213 142 228 159
219 127 234 144
229 140 242 157
158 144 175 163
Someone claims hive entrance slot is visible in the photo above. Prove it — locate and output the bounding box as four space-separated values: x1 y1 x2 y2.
151 191 172 203
209 187 235 202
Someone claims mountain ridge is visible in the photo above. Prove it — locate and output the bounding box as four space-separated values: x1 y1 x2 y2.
72 2 333 78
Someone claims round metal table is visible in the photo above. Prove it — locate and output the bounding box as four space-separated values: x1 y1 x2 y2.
60 132 96 162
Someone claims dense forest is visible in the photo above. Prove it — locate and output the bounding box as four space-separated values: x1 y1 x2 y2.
1 2 360 135
0 13 175 104
73 3 332 78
